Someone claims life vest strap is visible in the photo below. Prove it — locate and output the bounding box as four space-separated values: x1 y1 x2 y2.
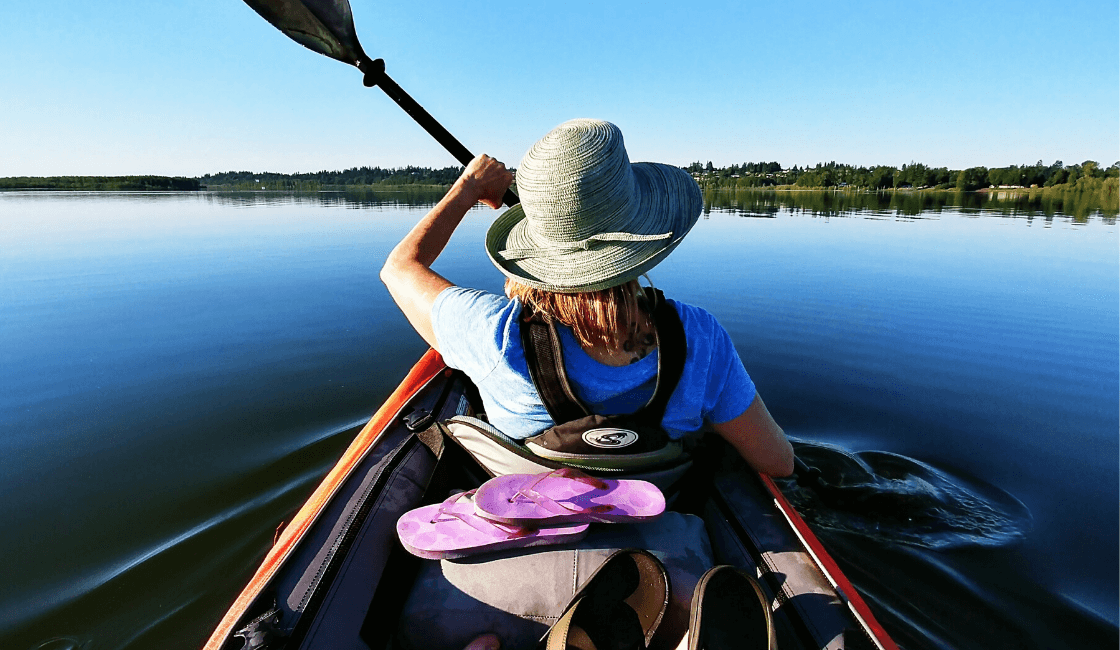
520 287 687 427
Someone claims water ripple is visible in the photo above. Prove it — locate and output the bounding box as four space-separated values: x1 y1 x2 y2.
777 439 1033 549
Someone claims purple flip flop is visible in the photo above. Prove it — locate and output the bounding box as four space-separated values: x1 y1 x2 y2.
473 468 666 526
396 490 590 560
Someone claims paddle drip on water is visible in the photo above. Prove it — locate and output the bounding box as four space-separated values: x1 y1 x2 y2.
779 439 1032 549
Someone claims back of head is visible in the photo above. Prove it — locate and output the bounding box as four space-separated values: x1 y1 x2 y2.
506 278 649 351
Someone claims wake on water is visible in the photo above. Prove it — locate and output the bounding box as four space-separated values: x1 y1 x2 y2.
776 439 1033 550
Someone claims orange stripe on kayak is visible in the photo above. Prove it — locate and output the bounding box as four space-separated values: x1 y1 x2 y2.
204 349 447 650
759 474 900 650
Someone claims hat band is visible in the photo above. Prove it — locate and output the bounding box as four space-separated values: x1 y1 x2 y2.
497 231 673 261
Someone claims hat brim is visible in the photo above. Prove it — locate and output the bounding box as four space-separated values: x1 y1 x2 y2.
485 163 702 293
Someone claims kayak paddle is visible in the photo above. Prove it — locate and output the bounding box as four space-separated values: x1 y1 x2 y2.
241 0 520 207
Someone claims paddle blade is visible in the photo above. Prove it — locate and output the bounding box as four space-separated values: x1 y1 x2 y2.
244 0 367 66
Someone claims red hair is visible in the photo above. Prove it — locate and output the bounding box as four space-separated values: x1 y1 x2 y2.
505 279 648 350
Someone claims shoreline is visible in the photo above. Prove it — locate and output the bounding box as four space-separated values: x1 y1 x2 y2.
0 183 453 192
702 180 1118 213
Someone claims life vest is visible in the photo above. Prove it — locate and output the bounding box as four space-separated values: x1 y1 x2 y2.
518 287 687 470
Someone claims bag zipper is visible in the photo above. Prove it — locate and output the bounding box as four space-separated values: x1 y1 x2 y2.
282 434 420 648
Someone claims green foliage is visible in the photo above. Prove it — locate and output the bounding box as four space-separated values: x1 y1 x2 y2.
691 158 1110 201
198 165 465 190
894 163 951 188
956 167 989 191
0 176 200 190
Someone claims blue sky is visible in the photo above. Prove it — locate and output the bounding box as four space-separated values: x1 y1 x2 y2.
1 0 1116 176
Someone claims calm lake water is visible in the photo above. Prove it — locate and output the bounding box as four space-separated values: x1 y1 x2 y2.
0 190 1116 650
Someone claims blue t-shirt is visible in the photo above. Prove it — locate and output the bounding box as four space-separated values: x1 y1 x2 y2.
431 287 756 440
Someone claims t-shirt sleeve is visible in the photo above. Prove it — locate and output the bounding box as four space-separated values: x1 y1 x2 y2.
699 311 757 425
430 286 515 382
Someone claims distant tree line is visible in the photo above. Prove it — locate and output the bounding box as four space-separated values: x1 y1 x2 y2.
0 176 200 190
5 160 1116 205
198 165 466 190
687 159 1120 192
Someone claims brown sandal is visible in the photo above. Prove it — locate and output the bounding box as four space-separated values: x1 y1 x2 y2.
540 549 670 650
688 566 775 650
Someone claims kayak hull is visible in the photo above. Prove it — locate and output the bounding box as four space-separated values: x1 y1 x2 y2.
206 350 897 650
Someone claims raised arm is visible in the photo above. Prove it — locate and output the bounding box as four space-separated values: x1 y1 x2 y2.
711 393 795 477
380 155 513 350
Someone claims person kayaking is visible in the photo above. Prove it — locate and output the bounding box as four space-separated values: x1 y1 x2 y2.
380 117 793 478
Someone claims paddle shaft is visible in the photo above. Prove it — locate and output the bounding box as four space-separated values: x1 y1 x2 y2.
793 456 841 505
361 59 519 208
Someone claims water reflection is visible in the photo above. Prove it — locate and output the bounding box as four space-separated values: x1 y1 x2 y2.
0 190 1115 649
6 188 1112 223
198 187 449 209
1 188 448 209
777 440 1033 550
703 188 1118 223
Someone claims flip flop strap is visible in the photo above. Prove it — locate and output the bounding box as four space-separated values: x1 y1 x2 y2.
433 490 532 537
511 468 613 515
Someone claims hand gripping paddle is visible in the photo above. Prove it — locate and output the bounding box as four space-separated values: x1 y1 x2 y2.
242 0 520 207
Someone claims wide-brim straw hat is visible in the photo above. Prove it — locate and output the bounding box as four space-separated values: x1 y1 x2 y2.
486 119 702 293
